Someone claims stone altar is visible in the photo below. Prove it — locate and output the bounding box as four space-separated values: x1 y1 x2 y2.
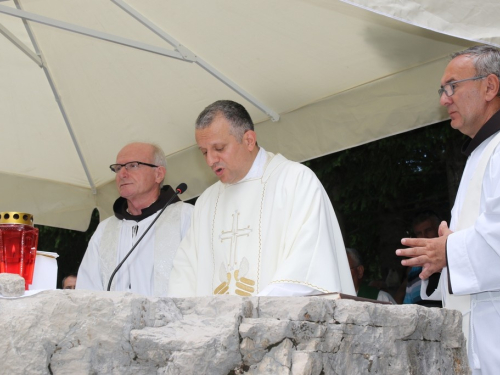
0 291 469 374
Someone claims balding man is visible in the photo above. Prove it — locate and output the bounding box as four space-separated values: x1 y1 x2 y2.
77 142 193 296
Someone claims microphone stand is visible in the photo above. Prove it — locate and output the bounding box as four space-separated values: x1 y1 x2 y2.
106 183 187 291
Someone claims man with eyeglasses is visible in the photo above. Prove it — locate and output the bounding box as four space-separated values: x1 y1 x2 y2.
397 45 500 374
76 142 193 296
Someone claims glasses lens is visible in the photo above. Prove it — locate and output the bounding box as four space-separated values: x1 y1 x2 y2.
127 162 140 170
444 84 453 97
110 164 120 173
438 84 453 98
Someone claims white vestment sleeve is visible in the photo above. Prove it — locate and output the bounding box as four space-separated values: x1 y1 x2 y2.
267 166 355 295
167 208 198 297
447 150 500 295
76 224 105 291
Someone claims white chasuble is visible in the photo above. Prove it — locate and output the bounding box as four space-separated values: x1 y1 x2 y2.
168 150 355 298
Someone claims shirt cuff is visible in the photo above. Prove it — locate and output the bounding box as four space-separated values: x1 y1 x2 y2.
446 230 480 294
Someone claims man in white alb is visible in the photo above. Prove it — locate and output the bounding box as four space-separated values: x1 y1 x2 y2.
168 100 354 297
77 142 193 296
397 46 500 374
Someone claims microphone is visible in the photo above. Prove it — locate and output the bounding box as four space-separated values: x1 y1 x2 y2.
175 183 187 195
106 183 187 292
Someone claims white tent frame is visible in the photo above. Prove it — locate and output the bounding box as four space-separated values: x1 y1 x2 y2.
0 0 280 203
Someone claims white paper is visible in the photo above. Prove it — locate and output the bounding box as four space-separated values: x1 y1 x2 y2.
29 251 59 290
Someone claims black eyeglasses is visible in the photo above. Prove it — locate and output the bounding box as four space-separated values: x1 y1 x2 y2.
438 75 487 98
109 161 158 173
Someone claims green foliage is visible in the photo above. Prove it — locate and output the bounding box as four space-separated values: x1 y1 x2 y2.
306 121 466 282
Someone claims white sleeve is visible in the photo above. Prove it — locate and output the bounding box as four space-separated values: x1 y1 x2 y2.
447 149 500 295
266 165 355 296
167 203 199 297
76 224 105 291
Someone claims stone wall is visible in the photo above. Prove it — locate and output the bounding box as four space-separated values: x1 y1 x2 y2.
0 291 469 374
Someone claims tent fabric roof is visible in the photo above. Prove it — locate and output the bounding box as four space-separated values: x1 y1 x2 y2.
0 0 480 230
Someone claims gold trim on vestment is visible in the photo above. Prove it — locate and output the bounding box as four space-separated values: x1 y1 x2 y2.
211 188 222 292
271 279 332 294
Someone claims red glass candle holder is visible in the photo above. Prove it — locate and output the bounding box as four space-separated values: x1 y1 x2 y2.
0 212 39 290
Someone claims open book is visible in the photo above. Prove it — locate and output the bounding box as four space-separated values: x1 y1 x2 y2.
309 292 393 305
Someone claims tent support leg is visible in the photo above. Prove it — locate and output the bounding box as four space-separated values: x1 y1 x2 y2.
14 0 97 195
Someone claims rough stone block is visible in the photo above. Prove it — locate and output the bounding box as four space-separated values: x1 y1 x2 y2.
0 292 470 374
0 273 25 297
258 297 334 322
291 351 323 375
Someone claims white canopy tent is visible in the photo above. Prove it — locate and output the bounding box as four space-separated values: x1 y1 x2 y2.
1 0 492 231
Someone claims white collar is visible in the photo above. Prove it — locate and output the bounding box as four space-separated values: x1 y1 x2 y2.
239 147 267 182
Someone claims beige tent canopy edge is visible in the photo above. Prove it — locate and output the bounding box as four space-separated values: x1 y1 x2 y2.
165 55 458 201
340 0 500 48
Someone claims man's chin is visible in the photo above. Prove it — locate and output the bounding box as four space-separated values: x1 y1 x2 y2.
449 118 462 130
217 174 232 184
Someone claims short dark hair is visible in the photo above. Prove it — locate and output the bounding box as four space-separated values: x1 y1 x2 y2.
411 210 440 231
62 272 77 284
195 100 254 142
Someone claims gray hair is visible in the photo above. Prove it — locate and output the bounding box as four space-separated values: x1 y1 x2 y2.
150 143 167 188
346 248 363 267
195 100 254 142
452 45 500 97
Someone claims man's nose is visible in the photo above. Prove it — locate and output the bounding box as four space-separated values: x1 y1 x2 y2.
117 166 129 178
439 91 452 106
206 151 218 166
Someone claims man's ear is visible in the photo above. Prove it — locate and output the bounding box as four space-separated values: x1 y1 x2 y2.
485 73 500 101
356 265 365 280
243 130 257 151
156 166 166 184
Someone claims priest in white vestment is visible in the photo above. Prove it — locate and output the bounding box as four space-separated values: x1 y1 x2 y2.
168 100 355 298
397 46 500 375
77 142 193 297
